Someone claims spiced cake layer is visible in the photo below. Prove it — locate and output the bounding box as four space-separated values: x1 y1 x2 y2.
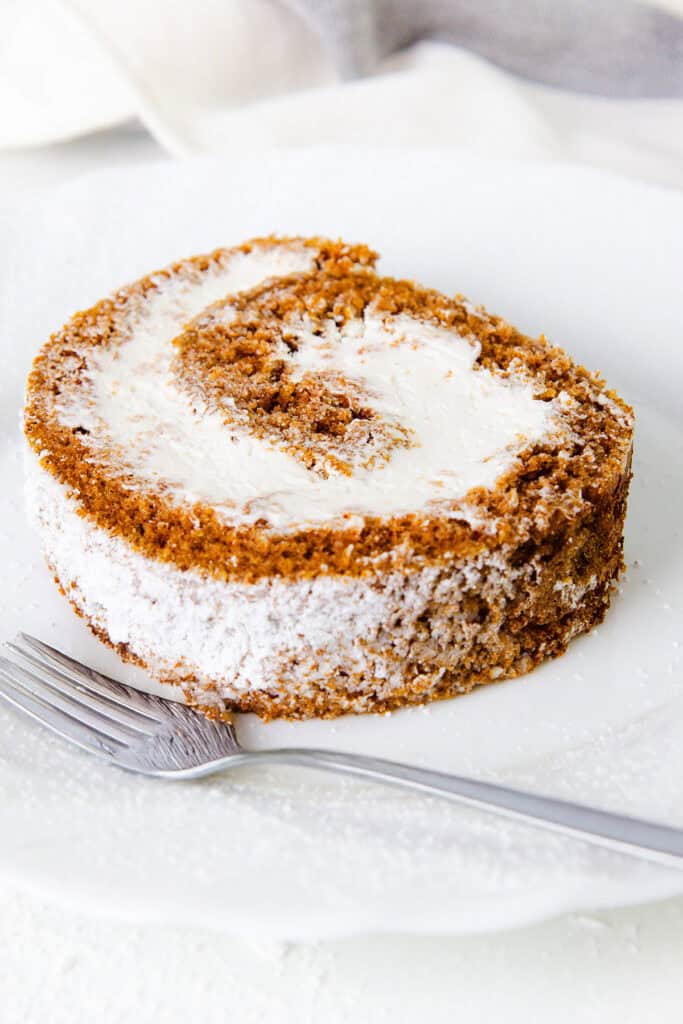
24 236 634 719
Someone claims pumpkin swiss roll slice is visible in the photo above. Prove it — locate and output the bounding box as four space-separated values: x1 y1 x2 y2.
24 236 633 720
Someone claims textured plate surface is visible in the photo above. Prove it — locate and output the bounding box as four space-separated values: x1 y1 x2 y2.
1 149 682 938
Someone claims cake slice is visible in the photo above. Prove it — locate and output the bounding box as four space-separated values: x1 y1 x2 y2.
24 236 634 719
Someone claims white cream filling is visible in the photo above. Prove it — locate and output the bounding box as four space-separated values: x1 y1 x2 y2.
55 244 559 531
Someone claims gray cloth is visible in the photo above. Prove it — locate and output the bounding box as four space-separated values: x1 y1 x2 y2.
285 0 683 96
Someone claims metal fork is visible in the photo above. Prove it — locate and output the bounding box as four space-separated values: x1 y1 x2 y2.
1 632 683 870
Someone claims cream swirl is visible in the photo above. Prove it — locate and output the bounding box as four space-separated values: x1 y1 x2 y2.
54 237 558 531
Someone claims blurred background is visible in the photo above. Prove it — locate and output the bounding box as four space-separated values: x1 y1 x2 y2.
2 0 683 188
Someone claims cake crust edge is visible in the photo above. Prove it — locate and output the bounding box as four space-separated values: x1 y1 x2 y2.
43 444 630 721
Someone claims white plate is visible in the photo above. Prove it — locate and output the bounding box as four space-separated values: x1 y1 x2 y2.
1 149 682 939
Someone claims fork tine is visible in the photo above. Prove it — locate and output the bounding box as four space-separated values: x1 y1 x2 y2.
16 633 164 722
0 661 124 759
0 656 135 747
5 640 159 736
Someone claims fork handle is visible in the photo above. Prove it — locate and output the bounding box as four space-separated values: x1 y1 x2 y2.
222 747 683 869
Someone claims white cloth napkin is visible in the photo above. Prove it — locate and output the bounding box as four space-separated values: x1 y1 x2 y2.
3 0 683 188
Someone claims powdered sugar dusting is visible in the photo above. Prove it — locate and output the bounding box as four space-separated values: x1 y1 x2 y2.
26 453 532 706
